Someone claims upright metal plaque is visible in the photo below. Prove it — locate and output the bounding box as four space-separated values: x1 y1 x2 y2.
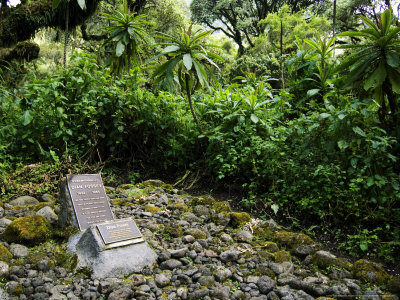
97 218 144 246
67 174 113 230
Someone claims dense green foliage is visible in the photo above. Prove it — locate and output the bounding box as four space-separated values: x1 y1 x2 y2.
1 1 399 261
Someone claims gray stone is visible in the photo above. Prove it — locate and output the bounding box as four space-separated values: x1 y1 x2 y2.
157 250 171 262
220 233 234 244
0 287 10 300
169 247 188 258
213 267 232 282
37 259 52 272
69 226 157 279
177 287 188 299
188 288 209 300
212 285 231 300
329 283 350 297
9 196 39 206
41 194 55 203
160 259 182 270
231 290 245 300
36 206 58 225
155 273 170 288
0 217 11 227
9 244 29 258
0 261 9 277
183 213 202 223
235 230 253 243
197 276 215 286
182 235 195 243
293 244 316 257
267 291 280 300
361 290 381 300
257 276 275 294
32 292 49 299
193 205 210 217
0 207 4 218
220 249 239 262
294 290 314 300
270 262 294 275
5 281 23 296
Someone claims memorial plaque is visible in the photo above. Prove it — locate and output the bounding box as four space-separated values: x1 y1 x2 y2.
67 174 113 230
97 219 144 245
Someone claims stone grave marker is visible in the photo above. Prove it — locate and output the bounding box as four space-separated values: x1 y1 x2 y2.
59 174 157 278
59 174 113 230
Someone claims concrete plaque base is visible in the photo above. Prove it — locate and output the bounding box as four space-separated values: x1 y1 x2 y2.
67 226 157 279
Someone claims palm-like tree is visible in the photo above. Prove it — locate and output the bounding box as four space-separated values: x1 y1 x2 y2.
102 1 149 74
336 9 400 123
148 26 223 124
52 0 87 67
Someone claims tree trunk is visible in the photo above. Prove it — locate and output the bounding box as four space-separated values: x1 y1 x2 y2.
185 73 199 124
280 19 285 89
333 0 336 56
63 2 69 68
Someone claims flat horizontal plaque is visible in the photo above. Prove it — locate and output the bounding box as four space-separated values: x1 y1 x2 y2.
67 174 113 230
97 219 144 245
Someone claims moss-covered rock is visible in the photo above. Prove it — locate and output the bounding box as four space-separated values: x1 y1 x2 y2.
352 259 390 285
212 201 232 213
261 241 279 253
253 224 275 240
190 196 216 206
273 231 315 251
118 184 136 190
141 180 165 188
230 212 251 228
388 276 400 294
163 225 184 238
31 202 54 212
3 215 52 245
167 203 189 212
312 250 351 271
0 244 12 262
274 250 291 263
315 298 336 300
145 205 162 214
185 228 207 240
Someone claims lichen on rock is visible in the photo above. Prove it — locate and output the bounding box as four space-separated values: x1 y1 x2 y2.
352 259 390 285
3 215 52 245
274 230 316 251
0 244 12 262
230 212 251 228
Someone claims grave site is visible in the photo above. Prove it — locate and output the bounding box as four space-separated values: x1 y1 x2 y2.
0 176 399 299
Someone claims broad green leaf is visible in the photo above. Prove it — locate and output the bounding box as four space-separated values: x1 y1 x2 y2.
359 242 368 251
337 140 349 150
22 110 33 126
163 45 180 53
271 204 279 215
183 54 193 71
338 113 345 120
364 62 386 91
52 0 61 10
250 114 259 124
388 69 400 93
77 0 86 10
307 89 320 97
386 52 399 68
353 126 367 137
116 41 125 57
320 113 331 119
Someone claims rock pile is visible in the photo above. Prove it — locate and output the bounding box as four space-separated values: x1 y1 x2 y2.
0 179 399 300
